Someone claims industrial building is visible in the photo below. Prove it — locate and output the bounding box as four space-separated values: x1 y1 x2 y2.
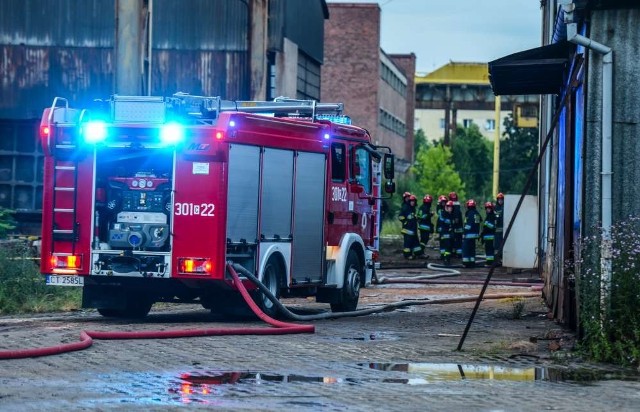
321 2 416 169
0 0 329 235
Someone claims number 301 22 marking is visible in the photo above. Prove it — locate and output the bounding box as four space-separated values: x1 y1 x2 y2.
175 202 215 217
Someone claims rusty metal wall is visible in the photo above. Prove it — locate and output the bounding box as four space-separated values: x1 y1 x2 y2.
151 0 250 99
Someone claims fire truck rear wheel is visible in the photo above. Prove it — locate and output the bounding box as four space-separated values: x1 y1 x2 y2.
330 250 362 312
255 259 282 318
97 296 152 318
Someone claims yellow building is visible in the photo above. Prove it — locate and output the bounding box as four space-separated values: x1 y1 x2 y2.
415 62 538 143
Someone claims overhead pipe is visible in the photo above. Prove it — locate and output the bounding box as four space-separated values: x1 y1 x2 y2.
561 1 613 313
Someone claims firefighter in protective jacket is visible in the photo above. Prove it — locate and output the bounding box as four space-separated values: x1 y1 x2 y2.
462 199 482 267
417 194 434 254
399 194 421 259
449 192 463 257
481 201 496 266
435 194 447 234
438 200 455 264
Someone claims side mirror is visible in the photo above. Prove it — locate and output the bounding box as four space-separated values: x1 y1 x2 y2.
383 154 395 180
384 181 396 194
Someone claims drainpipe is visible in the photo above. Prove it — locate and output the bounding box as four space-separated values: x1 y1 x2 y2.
562 1 613 312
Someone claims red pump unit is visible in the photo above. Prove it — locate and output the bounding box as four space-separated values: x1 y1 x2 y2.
39 94 396 318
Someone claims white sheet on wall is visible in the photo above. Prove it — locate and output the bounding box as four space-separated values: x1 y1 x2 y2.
503 194 538 269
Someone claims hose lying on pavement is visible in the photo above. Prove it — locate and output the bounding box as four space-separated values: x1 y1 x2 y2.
0 263 314 360
231 263 540 321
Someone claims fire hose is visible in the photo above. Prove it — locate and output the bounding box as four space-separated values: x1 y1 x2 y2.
0 263 314 360
230 264 540 321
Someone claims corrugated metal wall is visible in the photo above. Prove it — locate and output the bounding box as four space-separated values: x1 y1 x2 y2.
584 8 640 236
0 0 115 119
151 0 250 99
284 0 325 64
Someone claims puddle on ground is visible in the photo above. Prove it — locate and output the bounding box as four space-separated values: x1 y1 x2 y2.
362 362 640 384
171 363 640 399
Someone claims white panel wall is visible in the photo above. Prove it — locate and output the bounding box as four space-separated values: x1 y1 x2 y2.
503 194 538 269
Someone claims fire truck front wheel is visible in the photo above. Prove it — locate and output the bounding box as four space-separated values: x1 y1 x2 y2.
254 258 282 318
330 250 362 312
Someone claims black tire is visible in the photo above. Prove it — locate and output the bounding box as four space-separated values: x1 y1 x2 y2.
331 250 362 312
97 295 152 319
254 259 281 318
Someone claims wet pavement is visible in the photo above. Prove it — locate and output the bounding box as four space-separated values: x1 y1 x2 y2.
1 264 639 411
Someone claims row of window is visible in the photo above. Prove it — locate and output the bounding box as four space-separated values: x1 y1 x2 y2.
439 118 496 131
380 109 407 137
380 61 407 97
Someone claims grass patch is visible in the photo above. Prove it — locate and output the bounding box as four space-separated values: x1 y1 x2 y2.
0 242 81 315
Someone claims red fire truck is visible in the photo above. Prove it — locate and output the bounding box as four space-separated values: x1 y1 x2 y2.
39 94 395 318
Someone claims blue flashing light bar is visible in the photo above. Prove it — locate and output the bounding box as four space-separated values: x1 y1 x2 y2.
323 133 331 140
160 123 185 145
82 120 108 144
315 114 352 125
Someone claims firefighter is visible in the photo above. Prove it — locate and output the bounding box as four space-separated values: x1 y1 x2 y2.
435 194 447 236
494 192 505 263
437 200 455 265
481 201 497 267
462 199 482 268
399 194 421 259
417 194 434 254
449 191 463 258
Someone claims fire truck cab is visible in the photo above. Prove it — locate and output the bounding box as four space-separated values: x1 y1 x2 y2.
39 94 395 318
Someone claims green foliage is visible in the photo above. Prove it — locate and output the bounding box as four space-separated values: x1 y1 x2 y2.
411 143 465 200
0 207 17 238
499 114 538 195
576 219 640 367
382 173 422 223
452 124 493 201
413 128 430 155
0 242 81 314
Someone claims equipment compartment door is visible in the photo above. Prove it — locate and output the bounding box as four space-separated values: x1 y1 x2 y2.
227 144 260 243
292 152 326 283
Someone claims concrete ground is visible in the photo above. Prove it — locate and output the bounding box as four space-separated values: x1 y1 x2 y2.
0 242 639 411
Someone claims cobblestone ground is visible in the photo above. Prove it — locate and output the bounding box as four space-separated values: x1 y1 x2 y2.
1 263 639 411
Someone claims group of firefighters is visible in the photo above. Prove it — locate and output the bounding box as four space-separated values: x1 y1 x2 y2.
398 191 505 267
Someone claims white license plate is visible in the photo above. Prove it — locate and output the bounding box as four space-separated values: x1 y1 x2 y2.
46 275 84 287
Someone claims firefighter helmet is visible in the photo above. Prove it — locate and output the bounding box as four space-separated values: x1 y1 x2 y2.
438 195 447 203
445 200 454 207
449 192 458 201
484 201 494 209
466 199 476 208
403 191 411 199
423 194 433 204
497 192 505 200
409 195 417 202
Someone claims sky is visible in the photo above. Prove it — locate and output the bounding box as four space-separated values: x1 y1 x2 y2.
327 0 543 75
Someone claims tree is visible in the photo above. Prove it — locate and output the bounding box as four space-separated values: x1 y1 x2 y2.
499 113 538 195
412 144 465 200
451 123 493 201
414 128 430 155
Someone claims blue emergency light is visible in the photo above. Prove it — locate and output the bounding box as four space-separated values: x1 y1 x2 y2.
160 123 185 145
82 120 108 144
315 114 352 125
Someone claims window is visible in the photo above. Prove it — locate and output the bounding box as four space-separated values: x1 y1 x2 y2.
353 147 371 194
463 119 474 128
439 118 446 129
331 143 346 182
297 52 320 101
485 119 496 131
